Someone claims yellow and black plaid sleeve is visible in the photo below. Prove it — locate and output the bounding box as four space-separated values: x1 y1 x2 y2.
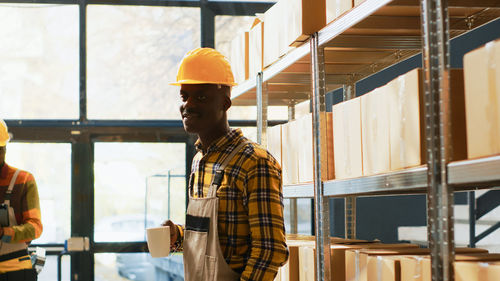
240 148 289 281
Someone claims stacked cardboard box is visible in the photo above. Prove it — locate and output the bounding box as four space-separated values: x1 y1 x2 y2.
293 242 418 281
280 113 334 185
249 18 264 76
332 97 363 179
267 124 282 167
281 120 300 185
401 253 500 281
229 31 249 84
285 0 326 47
463 39 500 159
332 68 467 178
326 0 353 23
297 113 335 182
363 248 488 281
387 68 467 171
263 0 289 67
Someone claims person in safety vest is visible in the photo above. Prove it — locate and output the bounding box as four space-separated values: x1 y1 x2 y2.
162 48 288 281
0 119 42 281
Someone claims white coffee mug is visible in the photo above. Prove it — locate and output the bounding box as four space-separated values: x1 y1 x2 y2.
146 226 170 258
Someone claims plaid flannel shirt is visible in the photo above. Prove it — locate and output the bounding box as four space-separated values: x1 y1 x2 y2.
178 129 288 280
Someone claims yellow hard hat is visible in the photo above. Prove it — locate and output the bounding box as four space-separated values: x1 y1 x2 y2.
171 48 237 86
0 119 10 146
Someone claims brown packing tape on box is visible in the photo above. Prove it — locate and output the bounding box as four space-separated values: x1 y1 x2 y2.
365 248 488 281
464 39 500 159
332 97 363 179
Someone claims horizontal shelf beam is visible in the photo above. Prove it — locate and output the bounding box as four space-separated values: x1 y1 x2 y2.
389 0 500 8
283 166 428 199
324 166 427 197
448 156 500 188
323 35 422 50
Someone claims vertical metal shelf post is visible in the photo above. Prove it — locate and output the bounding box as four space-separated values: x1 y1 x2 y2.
256 72 268 146
420 0 455 280
343 83 357 239
311 33 331 281
288 103 299 234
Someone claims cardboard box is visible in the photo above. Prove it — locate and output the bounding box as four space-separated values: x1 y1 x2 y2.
463 39 500 159
249 19 264 77
281 121 300 185
344 243 419 281
326 0 353 23
401 253 500 281
286 0 326 46
263 0 292 67
455 261 500 281
295 240 379 281
387 68 467 171
229 31 249 84
297 113 335 183
332 97 363 179
361 87 391 176
365 248 488 281
267 124 282 167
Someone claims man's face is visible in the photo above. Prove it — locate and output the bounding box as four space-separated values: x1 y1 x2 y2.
179 84 229 135
0 146 5 166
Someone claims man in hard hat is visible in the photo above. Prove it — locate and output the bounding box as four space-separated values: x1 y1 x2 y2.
0 119 42 280
163 48 288 281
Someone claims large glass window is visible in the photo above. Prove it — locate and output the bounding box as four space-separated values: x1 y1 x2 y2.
94 142 186 242
94 142 186 281
0 4 79 119
87 6 200 120
6 143 72 244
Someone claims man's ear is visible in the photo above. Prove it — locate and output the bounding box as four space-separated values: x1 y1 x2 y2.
223 95 232 111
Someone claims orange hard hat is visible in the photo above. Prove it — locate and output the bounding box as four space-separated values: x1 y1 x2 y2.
0 119 10 146
171 48 237 86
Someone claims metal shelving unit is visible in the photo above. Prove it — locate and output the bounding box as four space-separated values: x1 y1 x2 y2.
231 0 500 280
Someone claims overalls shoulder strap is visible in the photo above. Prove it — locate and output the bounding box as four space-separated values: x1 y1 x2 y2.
207 141 248 198
4 169 20 207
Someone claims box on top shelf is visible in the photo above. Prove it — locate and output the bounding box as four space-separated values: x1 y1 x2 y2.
229 31 249 84
267 124 282 169
286 0 326 47
332 97 363 179
463 39 500 159
326 0 353 24
263 0 293 68
296 113 334 183
361 87 391 176
249 18 264 76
